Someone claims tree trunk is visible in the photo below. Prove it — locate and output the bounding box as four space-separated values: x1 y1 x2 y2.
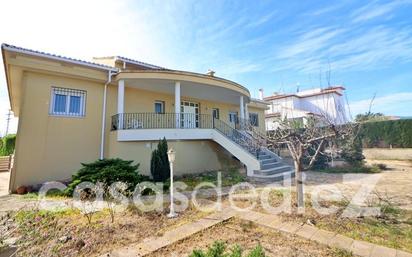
294 160 304 208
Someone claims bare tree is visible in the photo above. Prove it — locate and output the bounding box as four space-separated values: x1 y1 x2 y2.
267 114 356 208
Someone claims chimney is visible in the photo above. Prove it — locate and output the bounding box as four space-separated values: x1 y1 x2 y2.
206 69 215 76
258 88 264 100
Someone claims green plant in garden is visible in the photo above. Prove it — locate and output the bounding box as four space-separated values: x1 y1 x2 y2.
339 129 365 167
65 158 146 196
150 137 170 182
0 134 16 156
303 142 330 170
189 241 265 257
359 119 412 148
355 112 388 123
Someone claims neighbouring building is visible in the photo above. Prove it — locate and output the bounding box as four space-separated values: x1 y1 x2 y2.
261 86 348 130
2 44 293 192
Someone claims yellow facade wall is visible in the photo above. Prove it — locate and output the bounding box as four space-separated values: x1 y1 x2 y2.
11 72 265 190
12 72 104 189
107 133 238 176
248 106 266 133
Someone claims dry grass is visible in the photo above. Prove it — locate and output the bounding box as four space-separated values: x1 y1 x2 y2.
225 188 412 253
2 204 205 257
150 218 352 257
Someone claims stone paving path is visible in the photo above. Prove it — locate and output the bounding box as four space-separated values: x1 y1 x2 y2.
100 207 238 257
102 207 412 257
0 171 10 196
241 210 412 257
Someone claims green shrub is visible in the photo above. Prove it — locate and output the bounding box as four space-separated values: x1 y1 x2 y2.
0 134 16 156
318 164 385 173
65 158 147 196
150 137 170 182
303 142 330 170
360 119 412 148
339 129 365 167
189 241 265 257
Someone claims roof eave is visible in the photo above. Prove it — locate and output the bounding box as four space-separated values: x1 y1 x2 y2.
115 56 165 70
1 44 118 72
1 46 12 111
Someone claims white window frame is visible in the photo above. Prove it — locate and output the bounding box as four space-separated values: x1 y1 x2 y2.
49 87 86 117
212 108 220 119
229 112 238 123
154 100 165 114
249 113 259 127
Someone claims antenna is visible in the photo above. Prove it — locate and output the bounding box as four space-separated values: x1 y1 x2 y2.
5 109 11 136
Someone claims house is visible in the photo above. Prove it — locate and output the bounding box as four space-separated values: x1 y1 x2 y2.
1 44 293 192
260 86 347 130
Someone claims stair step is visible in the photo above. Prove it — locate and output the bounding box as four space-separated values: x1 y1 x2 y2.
254 166 292 176
258 154 272 160
249 171 295 183
261 162 284 170
261 158 278 165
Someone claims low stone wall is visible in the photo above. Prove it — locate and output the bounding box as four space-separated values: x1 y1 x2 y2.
363 148 412 160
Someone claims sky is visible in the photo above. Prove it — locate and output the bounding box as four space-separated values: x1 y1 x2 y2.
1 0 412 135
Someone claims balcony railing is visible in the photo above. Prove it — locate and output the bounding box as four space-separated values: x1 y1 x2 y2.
111 113 214 130
111 113 262 157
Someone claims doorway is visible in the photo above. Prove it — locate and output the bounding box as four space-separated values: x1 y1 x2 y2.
181 101 199 128
228 112 238 128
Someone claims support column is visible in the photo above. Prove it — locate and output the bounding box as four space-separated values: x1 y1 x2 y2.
118 79 125 129
240 96 245 129
245 103 249 121
175 81 181 128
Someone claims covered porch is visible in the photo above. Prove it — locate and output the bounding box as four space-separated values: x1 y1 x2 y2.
111 70 251 131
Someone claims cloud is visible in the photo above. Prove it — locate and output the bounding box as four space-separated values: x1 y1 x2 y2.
246 11 277 28
276 27 344 59
307 3 345 16
349 92 412 116
0 0 183 134
269 24 412 73
213 59 262 79
351 0 412 23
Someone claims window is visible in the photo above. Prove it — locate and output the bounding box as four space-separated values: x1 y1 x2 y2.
212 108 219 119
249 113 259 127
50 87 86 117
154 101 165 114
229 112 238 123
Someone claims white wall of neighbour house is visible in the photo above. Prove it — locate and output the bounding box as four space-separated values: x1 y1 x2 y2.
265 89 347 130
299 93 347 124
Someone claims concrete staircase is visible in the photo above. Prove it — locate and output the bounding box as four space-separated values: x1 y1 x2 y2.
250 149 295 182
211 118 294 182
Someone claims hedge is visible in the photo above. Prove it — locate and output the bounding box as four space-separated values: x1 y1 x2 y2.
0 134 16 156
360 119 412 148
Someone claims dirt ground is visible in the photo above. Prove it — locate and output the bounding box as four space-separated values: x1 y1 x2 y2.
150 218 349 257
224 160 412 253
1 206 208 257
303 160 412 209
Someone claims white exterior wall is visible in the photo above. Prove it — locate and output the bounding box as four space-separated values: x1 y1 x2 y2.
265 89 347 130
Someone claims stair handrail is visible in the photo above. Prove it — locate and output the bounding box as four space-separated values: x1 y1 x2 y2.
212 118 262 158
110 112 265 159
